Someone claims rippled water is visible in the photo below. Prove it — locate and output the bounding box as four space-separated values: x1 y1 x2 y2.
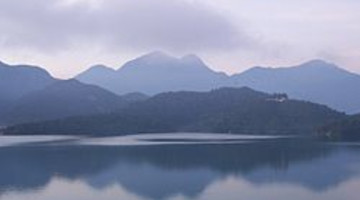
0 135 359 200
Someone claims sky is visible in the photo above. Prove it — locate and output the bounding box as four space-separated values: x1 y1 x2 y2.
0 0 359 78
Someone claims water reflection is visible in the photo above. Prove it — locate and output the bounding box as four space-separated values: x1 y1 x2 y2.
0 139 359 200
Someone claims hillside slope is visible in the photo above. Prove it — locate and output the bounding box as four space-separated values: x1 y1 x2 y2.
3 87 345 135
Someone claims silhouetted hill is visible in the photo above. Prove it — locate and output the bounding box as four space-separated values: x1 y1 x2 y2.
77 54 360 113
1 79 127 125
0 61 57 119
76 51 228 95
317 114 360 141
0 61 57 100
76 64 116 87
1 56 359 131
230 60 360 113
3 87 344 135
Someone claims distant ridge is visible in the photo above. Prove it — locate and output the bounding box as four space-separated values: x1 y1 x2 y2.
76 51 228 95
2 54 360 116
1 79 127 125
230 59 360 113
77 55 360 113
0 61 57 100
3 87 344 135
0 61 58 120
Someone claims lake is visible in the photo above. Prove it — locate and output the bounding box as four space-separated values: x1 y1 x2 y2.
0 134 359 200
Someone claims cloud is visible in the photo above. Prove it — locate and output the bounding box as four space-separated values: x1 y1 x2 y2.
0 0 251 53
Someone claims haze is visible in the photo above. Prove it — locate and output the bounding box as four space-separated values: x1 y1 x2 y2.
0 0 359 78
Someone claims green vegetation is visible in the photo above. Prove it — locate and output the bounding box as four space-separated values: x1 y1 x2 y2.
3 87 344 136
1 79 128 125
317 114 360 141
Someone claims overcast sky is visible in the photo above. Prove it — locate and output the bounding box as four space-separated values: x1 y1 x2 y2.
0 0 359 78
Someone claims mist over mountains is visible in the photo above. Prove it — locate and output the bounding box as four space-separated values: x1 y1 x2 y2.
0 51 359 137
0 61 57 100
0 61 57 112
0 62 135 125
77 52 360 114
77 51 228 95
1 80 128 125
0 61 57 122
3 87 343 136
231 60 360 114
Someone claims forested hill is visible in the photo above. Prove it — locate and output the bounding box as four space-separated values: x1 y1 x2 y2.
77 53 360 114
317 114 360 141
3 87 345 136
0 80 128 125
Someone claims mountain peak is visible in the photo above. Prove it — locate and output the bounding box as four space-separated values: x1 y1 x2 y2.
180 54 215 73
299 59 337 69
76 64 115 80
139 51 173 60
87 64 115 73
0 61 54 78
240 66 270 75
126 51 207 68
181 54 203 64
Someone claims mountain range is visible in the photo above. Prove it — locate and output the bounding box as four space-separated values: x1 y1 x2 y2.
230 60 360 114
76 51 228 95
0 52 359 132
0 61 57 100
3 87 344 136
0 62 137 125
77 52 360 114
0 61 57 115
1 80 128 125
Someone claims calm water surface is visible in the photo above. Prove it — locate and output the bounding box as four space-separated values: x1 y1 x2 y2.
0 137 359 200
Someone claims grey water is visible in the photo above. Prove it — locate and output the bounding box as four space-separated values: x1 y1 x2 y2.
0 138 359 200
